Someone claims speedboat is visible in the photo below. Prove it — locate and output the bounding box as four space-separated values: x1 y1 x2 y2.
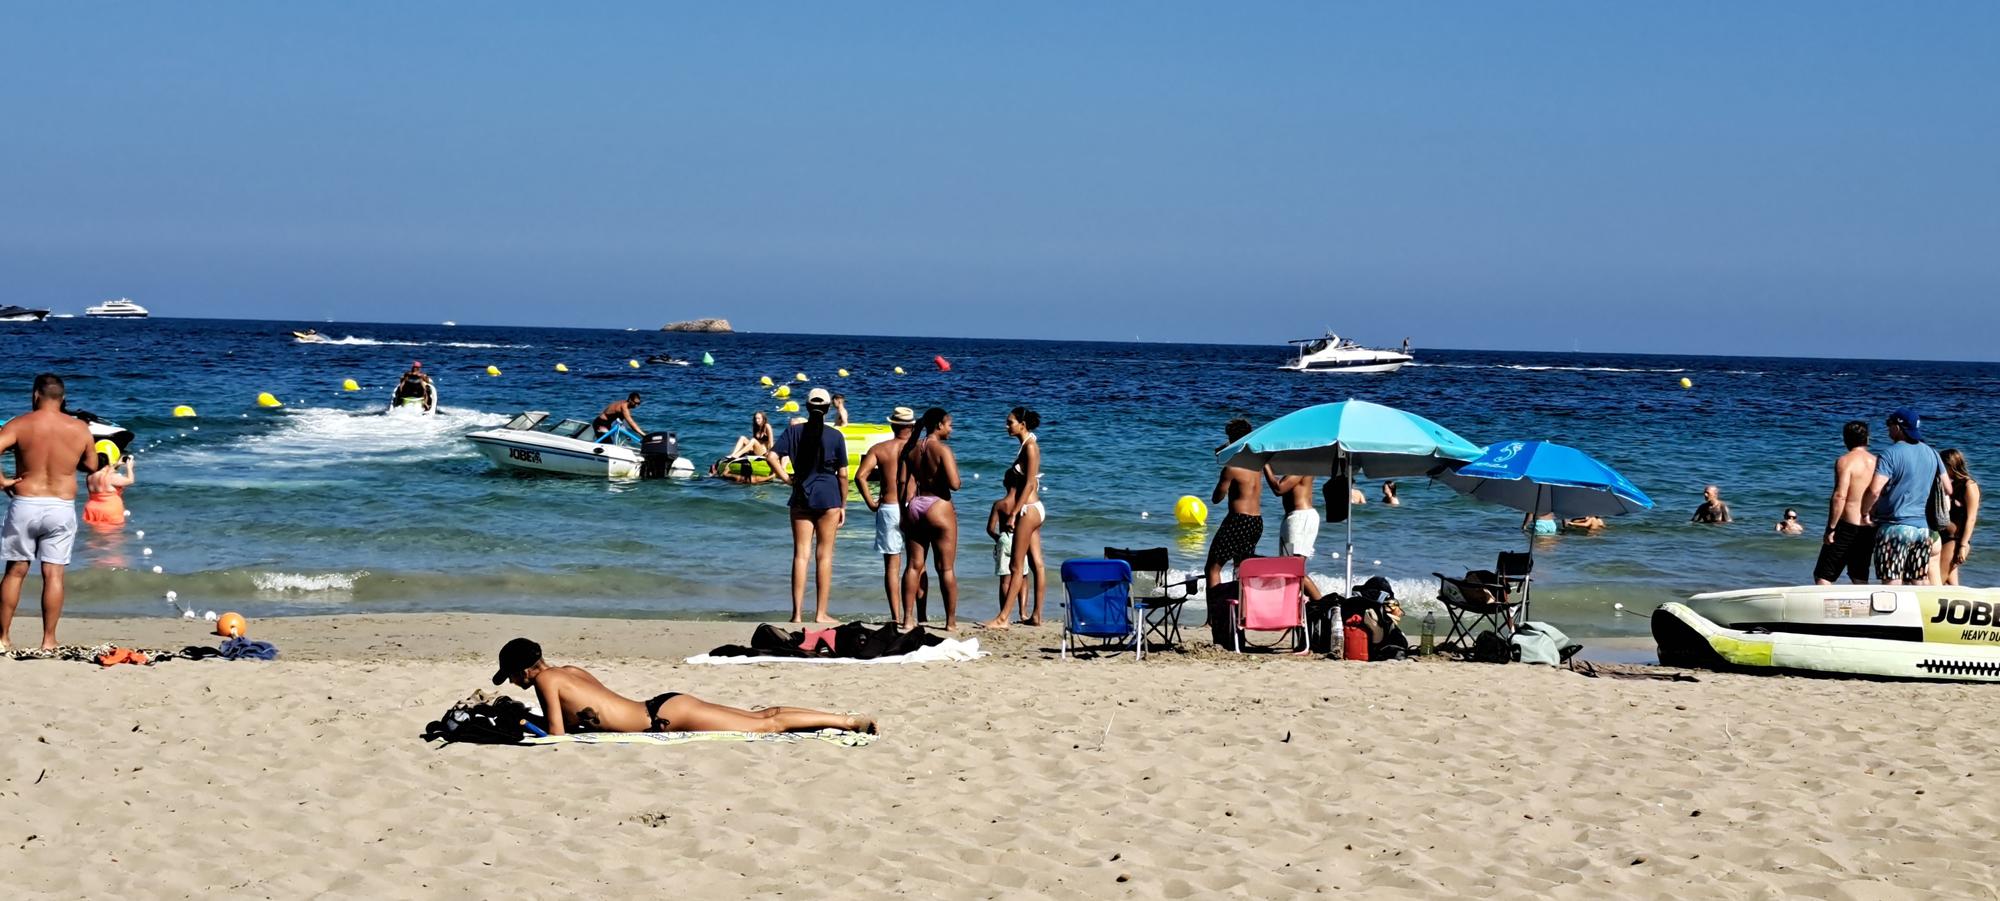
0 305 51 322
84 298 150 318
468 412 691 479
1280 332 1411 374
645 354 692 366
1655 585 2000 682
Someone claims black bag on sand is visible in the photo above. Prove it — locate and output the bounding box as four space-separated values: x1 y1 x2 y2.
1207 581 1239 647
424 690 531 744
1306 597 1343 655
1468 630 1518 664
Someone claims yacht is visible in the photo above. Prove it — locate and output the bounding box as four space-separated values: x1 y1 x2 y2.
1280 332 1412 374
84 298 150 318
0 305 51 322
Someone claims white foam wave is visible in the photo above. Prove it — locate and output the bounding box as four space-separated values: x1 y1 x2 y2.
1408 363 1687 374
169 406 509 471
253 571 366 592
299 335 529 349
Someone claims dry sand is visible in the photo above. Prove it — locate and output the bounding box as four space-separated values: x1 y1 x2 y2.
2 613 1996 899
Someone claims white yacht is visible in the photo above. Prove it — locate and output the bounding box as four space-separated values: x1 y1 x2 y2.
84 298 150 318
1280 332 1412 374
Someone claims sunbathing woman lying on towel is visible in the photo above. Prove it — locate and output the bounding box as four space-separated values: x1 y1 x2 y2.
491 638 877 736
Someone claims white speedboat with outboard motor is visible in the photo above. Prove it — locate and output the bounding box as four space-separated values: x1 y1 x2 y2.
0 305 51 322
468 412 693 479
84 298 150 318
1280 332 1412 373
1655 584 2000 682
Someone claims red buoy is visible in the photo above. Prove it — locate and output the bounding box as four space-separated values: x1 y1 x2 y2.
934 355 951 372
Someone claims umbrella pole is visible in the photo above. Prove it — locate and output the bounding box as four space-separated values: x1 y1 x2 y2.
1342 449 1354 596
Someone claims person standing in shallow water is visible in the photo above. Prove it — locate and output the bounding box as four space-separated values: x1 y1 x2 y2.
764 388 847 624
854 407 916 624
1814 420 1876 585
1938 448 1980 587
898 408 961 629
1692 485 1732 524
1 374 99 651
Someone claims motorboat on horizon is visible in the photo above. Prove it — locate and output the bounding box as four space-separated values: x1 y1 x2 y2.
1280 331 1412 374
468 412 691 479
84 298 150 318
0 305 51 322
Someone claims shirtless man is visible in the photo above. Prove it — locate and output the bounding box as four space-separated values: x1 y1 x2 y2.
1265 465 1326 601
1 375 98 650
592 392 644 437
1814 420 1876 584
492 638 873 736
390 361 435 412
853 407 915 624
1691 485 1732 524
1207 418 1263 588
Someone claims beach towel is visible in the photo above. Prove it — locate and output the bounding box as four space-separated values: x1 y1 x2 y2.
694 622 962 661
524 728 876 748
3 643 198 664
686 636 984 665
218 637 279 660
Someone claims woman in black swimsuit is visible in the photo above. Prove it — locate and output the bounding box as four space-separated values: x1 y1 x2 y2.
897 408 961 629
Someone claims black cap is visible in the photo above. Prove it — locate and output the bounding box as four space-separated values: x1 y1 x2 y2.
492 637 542 685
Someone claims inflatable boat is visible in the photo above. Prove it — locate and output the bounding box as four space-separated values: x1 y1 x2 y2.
722 423 892 480
1654 585 2000 682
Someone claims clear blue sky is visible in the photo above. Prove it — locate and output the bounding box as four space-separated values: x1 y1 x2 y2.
5 3 1996 357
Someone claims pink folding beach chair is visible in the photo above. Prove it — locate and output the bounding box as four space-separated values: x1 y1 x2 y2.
1229 556 1308 653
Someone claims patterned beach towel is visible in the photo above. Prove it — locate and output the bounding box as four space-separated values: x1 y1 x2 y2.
523 728 876 748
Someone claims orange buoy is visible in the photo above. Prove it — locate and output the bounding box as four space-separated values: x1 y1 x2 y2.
215 612 247 639
934 355 951 372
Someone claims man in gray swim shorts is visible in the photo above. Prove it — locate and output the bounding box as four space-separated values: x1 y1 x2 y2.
1 374 98 651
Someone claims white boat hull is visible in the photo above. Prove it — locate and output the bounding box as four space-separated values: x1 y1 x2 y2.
468 433 640 478
1657 585 2000 681
1280 358 1409 374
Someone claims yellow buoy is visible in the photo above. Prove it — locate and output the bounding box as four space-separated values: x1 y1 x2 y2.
780 400 800 413
893 366 906 375
255 392 283 408
340 378 359 392
486 365 502 377
837 368 850 378
759 375 774 387
773 385 792 399
1679 377 1693 390
1174 495 1208 527
629 359 640 369
795 372 809 382
554 363 569 373
172 405 197 418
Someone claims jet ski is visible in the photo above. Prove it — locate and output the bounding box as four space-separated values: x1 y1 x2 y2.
645 354 692 366
70 410 135 451
1655 585 2000 682
293 329 330 343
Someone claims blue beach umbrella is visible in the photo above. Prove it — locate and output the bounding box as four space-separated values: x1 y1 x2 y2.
1432 439 1654 518
1216 399 1483 591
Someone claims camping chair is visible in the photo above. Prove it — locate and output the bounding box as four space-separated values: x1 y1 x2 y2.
1103 547 1204 653
1060 558 1139 660
1434 552 1534 651
1227 557 1309 653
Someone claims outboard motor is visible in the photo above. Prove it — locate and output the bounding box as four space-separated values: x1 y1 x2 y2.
640 431 680 479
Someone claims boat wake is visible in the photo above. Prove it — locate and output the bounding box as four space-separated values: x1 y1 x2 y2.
171 406 508 471
297 335 529 349
1409 362 1689 374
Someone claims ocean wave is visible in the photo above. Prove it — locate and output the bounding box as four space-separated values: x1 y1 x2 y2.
253 571 367 593
297 335 529 349
1407 362 1688 374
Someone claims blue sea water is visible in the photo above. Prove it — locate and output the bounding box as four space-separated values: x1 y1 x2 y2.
4 317 1995 645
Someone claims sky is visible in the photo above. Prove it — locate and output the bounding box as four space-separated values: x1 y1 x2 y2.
3 3 1997 358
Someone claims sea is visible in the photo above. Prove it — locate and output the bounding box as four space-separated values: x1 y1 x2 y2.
4 317 1995 654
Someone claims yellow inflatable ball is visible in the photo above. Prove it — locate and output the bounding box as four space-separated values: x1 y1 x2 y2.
893 366 907 375
255 392 283 408
795 372 809 382
780 400 800 413
1174 495 1208 527
486 365 502 377
341 378 359 392
172 405 197 418
628 359 640 369
837 369 850 378
1679 377 1693 390
759 375 774 387
773 385 792 399
554 363 569 373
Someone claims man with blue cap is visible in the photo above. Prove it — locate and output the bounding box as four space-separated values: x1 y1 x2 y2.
1860 408 1945 584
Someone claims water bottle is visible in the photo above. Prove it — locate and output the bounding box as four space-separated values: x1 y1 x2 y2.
1420 611 1436 656
1327 610 1344 660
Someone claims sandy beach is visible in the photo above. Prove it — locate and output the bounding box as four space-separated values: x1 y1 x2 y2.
0 613 1991 899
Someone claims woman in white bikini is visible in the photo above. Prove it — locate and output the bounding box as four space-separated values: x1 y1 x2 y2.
983 407 1045 628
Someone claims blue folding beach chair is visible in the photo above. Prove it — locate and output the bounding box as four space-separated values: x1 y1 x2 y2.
1060 558 1138 660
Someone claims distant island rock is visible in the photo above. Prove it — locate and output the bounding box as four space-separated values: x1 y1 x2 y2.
660 318 733 333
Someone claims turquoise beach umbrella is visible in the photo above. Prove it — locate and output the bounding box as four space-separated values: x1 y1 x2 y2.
1215 399 1483 591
